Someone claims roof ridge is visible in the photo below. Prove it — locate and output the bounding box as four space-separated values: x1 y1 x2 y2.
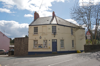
39 16 52 18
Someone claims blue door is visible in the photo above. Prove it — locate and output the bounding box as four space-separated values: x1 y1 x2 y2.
52 39 57 52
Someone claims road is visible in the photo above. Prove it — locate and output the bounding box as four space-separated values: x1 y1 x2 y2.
0 51 100 66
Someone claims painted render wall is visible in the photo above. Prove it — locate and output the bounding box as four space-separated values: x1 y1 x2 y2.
0 32 10 52
28 25 86 52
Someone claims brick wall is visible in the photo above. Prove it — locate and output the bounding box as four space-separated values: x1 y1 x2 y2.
14 37 28 56
84 45 100 52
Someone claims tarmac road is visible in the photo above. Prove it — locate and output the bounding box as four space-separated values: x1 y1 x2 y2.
0 51 100 66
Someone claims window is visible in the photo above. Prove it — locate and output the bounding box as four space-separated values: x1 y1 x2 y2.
71 28 73 35
34 40 38 48
60 40 64 48
72 40 74 47
43 40 47 48
52 26 56 33
34 27 38 34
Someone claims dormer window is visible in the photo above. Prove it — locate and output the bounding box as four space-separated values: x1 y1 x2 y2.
34 27 38 34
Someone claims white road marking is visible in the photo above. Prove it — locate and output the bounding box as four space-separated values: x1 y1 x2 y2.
48 59 73 66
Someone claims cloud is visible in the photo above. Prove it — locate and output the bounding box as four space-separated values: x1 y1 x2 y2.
65 19 79 25
93 25 100 30
79 0 100 6
0 0 66 16
0 8 12 13
65 19 87 29
24 14 33 17
0 20 29 38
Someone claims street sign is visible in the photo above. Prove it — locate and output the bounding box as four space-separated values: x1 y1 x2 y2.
86 31 91 39
87 35 91 39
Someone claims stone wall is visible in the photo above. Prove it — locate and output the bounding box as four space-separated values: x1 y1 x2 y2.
14 37 28 56
84 45 100 52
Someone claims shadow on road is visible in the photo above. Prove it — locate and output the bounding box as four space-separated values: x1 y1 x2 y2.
9 53 74 58
76 51 100 61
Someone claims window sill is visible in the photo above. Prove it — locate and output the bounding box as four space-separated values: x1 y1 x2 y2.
33 48 50 49
60 47 65 49
72 47 75 49
33 34 38 35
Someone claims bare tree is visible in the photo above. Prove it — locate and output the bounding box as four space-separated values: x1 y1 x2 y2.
71 1 100 44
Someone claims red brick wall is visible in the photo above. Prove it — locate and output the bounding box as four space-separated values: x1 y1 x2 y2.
14 37 28 56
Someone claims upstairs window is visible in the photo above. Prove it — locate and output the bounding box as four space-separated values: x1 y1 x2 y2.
52 26 56 33
71 28 73 35
34 27 38 34
72 40 74 47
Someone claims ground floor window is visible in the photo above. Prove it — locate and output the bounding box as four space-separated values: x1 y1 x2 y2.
60 40 64 48
72 40 74 47
34 40 38 48
43 40 47 48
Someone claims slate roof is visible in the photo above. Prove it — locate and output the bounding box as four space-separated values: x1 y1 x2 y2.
29 16 78 27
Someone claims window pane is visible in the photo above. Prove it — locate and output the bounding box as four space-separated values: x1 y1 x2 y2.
34 40 38 48
34 27 38 34
52 26 56 33
71 28 73 35
43 40 47 48
60 40 64 48
72 40 74 47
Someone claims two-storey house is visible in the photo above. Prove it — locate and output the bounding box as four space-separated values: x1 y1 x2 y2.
28 11 86 55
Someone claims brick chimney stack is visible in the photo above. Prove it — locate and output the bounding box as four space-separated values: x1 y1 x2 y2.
52 11 56 17
34 11 39 20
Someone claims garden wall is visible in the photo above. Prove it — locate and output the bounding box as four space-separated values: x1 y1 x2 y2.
14 37 28 56
84 45 100 52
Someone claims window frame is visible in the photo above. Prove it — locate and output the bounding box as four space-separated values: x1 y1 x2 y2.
43 40 47 48
71 28 73 35
72 40 74 48
52 26 56 33
60 40 64 48
34 27 38 34
34 40 38 48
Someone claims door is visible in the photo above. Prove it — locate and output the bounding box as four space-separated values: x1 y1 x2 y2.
52 39 57 52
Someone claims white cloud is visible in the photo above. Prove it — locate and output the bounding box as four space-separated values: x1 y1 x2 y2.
65 19 87 29
81 24 87 28
66 19 79 26
0 0 66 16
93 25 100 30
24 14 33 17
0 20 29 38
0 8 11 13
79 0 100 6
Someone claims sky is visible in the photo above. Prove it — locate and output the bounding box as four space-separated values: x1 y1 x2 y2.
0 0 100 38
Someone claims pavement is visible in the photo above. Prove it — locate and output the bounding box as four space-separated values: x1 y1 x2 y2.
0 51 100 66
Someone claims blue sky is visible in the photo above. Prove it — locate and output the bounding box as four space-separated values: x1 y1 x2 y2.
0 0 77 24
0 0 99 38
